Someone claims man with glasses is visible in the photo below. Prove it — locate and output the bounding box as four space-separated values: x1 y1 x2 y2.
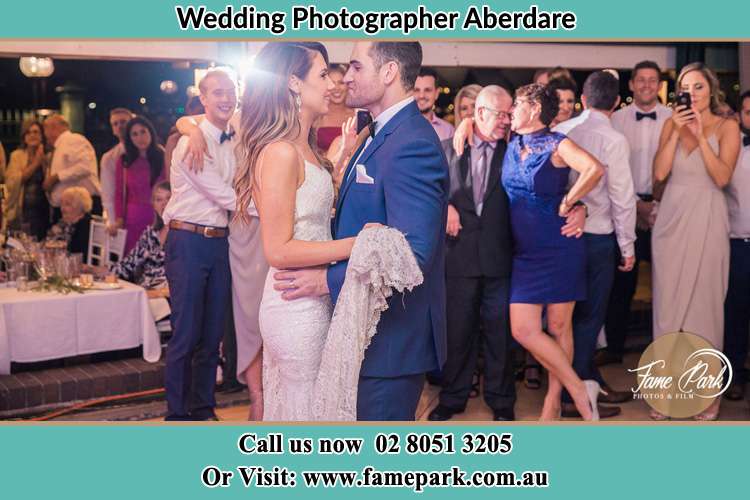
429 85 517 421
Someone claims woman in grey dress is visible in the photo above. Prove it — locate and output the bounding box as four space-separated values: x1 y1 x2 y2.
651 63 740 420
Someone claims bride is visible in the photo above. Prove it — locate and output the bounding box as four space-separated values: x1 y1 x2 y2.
234 42 371 420
177 42 363 420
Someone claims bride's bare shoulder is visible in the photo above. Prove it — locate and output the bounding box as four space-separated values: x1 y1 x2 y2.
259 141 299 164
255 141 302 187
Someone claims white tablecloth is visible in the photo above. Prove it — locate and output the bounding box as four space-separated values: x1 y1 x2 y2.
0 280 161 374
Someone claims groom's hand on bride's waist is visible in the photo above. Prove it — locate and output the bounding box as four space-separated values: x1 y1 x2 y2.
273 267 330 300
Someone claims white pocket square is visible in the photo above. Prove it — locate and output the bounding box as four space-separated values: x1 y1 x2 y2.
355 164 375 184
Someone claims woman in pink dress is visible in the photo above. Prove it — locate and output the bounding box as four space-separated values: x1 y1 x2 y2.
114 116 165 253
315 64 355 153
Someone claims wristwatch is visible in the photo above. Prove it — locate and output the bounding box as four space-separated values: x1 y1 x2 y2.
574 200 589 218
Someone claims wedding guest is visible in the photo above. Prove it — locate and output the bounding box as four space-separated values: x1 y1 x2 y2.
114 115 166 254
42 114 102 221
430 86 517 422
599 60 671 366
162 68 238 421
164 96 204 170
415 68 454 141
3 120 51 240
502 83 604 420
535 67 574 86
723 90 750 401
100 108 134 227
0 140 6 182
548 77 579 128
548 67 574 83
47 187 93 261
559 71 637 418
533 68 550 85
111 181 170 291
651 62 740 420
454 84 482 124
317 64 355 152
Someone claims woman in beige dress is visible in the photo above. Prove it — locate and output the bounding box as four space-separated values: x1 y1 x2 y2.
651 63 740 420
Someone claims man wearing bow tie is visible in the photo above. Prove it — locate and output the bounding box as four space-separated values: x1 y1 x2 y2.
162 68 238 420
723 90 750 401
597 61 671 367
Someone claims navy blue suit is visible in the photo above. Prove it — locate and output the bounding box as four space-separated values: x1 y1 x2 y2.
327 100 449 420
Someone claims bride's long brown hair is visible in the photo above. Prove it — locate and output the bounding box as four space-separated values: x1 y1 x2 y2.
235 42 331 224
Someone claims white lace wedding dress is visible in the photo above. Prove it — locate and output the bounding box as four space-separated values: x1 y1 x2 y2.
259 160 334 421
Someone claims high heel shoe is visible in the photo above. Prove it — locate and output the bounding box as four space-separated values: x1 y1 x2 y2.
693 400 720 421
649 408 670 421
583 380 606 421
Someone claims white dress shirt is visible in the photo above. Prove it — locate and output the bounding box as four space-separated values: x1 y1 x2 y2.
552 110 590 135
49 130 102 207
567 110 637 257
725 132 750 239
99 142 125 222
610 103 671 195
348 96 415 182
162 118 236 227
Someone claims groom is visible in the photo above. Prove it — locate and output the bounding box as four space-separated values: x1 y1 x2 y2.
275 41 449 420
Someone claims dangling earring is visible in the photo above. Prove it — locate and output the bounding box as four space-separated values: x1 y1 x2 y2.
294 93 302 114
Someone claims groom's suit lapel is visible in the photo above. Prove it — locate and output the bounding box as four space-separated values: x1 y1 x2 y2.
335 129 369 222
335 101 419 223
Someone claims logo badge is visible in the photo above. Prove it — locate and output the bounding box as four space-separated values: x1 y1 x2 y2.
629 332 731 418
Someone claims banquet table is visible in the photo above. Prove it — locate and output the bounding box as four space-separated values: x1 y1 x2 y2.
0 280 161 375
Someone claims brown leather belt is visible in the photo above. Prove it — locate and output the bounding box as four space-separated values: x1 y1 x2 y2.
169 220 229 238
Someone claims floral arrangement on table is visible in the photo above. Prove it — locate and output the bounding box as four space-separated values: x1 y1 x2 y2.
31 274 86 294
32 240 86 294
5 237 86 294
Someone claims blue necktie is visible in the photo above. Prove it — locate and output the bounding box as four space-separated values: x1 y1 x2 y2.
220 130 235 143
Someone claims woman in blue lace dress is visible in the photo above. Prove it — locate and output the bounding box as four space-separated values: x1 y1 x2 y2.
501 84 605 420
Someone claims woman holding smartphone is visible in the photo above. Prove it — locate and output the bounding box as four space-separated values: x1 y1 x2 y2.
651 63 740 421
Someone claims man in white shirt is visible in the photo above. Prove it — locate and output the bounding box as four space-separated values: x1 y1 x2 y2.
723 90 750 401
414 68 455 141
100 108 134 229
162 68 238 421
598 61 670 366
561 71 637 418
42 114 102 221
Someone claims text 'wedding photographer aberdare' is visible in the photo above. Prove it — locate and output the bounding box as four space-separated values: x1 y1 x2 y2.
174 5 578 36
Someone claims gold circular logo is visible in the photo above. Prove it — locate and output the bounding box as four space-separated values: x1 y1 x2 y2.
630 332 732 418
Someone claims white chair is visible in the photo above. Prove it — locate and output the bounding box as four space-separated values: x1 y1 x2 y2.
87 220 108 267
87 220 128 267
107 227 127 265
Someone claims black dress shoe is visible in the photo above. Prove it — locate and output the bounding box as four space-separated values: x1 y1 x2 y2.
725 382 745 401
594 350 623 367
217 381 245 394
427 405 463 421
190 409 220 421
561 403 621 419
492 408 515 421
598 387 634 404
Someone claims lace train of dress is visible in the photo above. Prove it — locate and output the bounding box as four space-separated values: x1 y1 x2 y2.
311 227 423 421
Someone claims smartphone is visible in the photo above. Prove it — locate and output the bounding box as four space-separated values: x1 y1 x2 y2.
675 92 692 110
356 109 372 134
